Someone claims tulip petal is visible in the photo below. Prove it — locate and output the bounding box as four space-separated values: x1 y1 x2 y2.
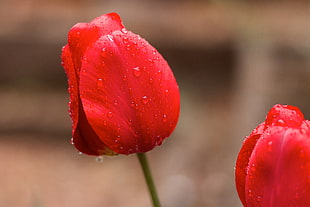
265 104 304 128
245 125 310 206
61 45 79 131
236 104 310 206
61 13 180 155
67 13 123 73
73 105 117 156
235 123 265 206
62 44 114 155
79 29 180 154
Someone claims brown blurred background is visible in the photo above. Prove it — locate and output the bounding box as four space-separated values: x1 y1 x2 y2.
1 0 310 207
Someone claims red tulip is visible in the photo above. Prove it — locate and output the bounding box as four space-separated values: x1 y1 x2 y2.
61 13 180 156
235 104 310 206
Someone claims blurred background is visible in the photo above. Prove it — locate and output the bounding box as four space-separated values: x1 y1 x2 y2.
1 0 310 206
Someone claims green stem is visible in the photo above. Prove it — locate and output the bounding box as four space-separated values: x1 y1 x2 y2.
137 153 161 207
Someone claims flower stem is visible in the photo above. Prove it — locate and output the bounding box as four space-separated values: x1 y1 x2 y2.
137 153 161 207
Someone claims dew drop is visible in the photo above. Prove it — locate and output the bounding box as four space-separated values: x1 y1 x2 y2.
113 100 118 106
277 119 285 125
141 96 149 104
162 114 168 123
132 67 141 77
123 75 128 81
250 164 256 172
107 111 113 118
96 156 104 163
164 89 169 95
126 44 132 51
128 87 133 94
70 137 74 145
81 69 86 75
78 151 83 155
121 28 128 33
103 120 107 125
127 119 133 126
107 35 114 42
97 78 104 88
267 141 273 151
130 101 136 108
155 136 163 146
149 78 153 83
123 36 129 44
115 136 121 143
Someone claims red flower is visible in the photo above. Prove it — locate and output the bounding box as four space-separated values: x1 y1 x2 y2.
235 104 310 206
61 13 180 156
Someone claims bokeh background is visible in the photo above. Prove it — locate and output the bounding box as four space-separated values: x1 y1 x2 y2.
1 0 310 206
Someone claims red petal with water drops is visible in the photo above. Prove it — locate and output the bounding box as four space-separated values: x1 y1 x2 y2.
79 25 180 155
235 123 264 206
61 13 180 155
73 105 117 155
235 104 310 206
61 45 79 132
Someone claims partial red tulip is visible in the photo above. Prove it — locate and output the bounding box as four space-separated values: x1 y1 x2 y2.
61 13 180 156
235 104 310 206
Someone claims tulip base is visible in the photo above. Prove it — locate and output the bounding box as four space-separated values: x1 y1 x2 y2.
137 153 161 207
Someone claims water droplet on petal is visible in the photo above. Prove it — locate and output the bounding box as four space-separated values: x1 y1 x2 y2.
122 37 129 45
70 137 74 145
277 119 285 125
121 28 128 33
132 67 141 77
107 35 114 42
162 114 168 123
97 78 104 88
115 135 121 143
164 89 169 95
103 120 107 125
78 151 83 155
127 119 133 126
107 111 113 118
301 128 307 134
130 101 136 108
141 96 149 104
155 136 163 146
96 156 104 163
113 100 118 106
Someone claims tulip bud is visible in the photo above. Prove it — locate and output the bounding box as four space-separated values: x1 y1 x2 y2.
61 13 180 156
235 104 310 206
